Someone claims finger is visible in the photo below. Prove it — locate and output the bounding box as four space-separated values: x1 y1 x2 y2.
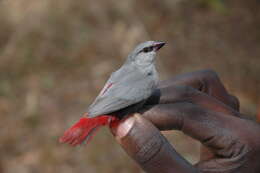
146 85 239 117
153 70 241 163
158 69 239 111
111 114 198 173
159 70 241 162
142 102 260 172
145 83 241 162
147 70 240 162
142 103 215 161
146 89 249 162
142 102 253 153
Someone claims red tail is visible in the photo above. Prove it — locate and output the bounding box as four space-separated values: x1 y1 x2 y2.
59 115 118 146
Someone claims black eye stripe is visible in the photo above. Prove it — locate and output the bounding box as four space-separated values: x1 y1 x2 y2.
143 46 153 53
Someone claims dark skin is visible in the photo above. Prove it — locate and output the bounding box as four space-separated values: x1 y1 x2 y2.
110 70 260 173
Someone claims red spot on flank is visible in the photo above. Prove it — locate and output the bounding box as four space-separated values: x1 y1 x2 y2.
101 83 113 95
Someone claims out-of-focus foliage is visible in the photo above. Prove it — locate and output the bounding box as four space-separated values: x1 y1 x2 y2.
197 0 227 12
0 0 259 172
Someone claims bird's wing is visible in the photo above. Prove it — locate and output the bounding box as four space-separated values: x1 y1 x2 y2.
87 65 156 117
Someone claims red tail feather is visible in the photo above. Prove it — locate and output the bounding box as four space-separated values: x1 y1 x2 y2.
59 115 118 146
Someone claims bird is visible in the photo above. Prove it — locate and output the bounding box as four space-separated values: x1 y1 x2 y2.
59 41 165 146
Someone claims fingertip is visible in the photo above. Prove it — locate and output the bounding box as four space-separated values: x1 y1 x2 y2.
110 114 137 138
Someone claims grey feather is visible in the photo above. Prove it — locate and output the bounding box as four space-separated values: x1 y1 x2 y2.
87 41 164 118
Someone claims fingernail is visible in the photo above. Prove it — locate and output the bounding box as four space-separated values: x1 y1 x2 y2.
113 115 136 138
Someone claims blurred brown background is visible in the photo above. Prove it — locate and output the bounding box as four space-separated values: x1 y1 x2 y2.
0 0 259 172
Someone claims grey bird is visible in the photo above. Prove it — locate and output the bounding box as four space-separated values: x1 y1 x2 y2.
60 41 165 146
88 41 165 118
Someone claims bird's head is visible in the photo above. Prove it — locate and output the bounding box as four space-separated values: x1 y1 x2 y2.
127 41 165 66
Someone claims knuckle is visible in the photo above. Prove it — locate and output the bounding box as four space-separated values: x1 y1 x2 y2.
229 94 240 109
202 69 217 76
202 69 219 80
135 133 163 164
182 85 197 99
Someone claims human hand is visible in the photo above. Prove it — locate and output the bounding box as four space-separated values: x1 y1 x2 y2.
110 70 260 173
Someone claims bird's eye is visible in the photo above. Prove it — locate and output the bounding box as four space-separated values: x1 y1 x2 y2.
143 46 153 53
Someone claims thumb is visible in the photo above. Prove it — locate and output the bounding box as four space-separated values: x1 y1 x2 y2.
110 114 198 173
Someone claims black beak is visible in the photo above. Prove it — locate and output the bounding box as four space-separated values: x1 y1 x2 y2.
154 41 166 51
